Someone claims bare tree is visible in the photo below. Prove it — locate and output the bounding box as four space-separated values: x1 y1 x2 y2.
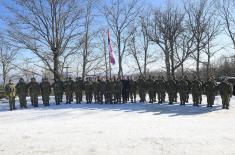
5 0 83 80
0 35 17 85
218 0 235 49
127 13 155 78
143 4 185 78
103 0 141 78
184 0 214 76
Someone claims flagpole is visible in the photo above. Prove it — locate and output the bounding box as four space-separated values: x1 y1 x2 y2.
102 31 108 79
109 44 112 79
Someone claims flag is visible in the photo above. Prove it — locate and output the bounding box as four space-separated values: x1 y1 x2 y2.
108 29 115 65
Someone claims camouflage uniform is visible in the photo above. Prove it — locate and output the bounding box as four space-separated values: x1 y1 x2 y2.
40 78 51 106
98 78 106 103
204 77 217 107
218 79 233 109
113 78 123 103
121 77 129 103
5 80 16 110
129 78 137 103
63 77 73 104
155 76 166 104
93 78 99 103
178 78 188 105
105 78 113 104
173 76 179 102
74 77 83 104
191 76 203 106
184 75 191 103
85 78 93 103
137 76 146 102
16 78 27 108
27 78 40 107
147 76 155 103
52 79 63 105
166 76 177 104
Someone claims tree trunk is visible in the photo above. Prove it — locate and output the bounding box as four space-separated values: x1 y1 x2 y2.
53 53 60 80
196 41 200 76
181 63 184 77
144 48 147 78
165 52 171 80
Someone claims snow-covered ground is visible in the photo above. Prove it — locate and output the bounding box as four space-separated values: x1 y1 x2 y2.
0 95 235 155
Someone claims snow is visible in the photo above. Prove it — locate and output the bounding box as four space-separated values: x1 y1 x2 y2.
0 95 235 155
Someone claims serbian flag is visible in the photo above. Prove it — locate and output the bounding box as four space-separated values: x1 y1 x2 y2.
108 30 115 65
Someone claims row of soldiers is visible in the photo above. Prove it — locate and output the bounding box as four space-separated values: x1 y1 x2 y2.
4 75 233 111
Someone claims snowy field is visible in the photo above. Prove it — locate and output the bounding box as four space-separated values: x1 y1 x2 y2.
0 95 235 155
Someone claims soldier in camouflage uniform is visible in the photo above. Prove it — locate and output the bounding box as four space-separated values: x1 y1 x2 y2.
40 77 51 106
191 75 203 106
105 78 113 104
93 77 99 103
178 77 189 106
74 77 83 104
184 75 191 103
113 76 123 104
147 76 155 103
218 78 233 109
204 76 217 107
64 77 73 104
99 77 106 104
137 76 146 102
85 77 93 103
155 76 166 104
166 76 177 104
52 78 63 105
69 77 74 102
5 80 17 111
198 76 204 104
27 77 40 107
129 76 137 103
16 78 27 108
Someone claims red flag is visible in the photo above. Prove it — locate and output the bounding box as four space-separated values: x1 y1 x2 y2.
108 30 115 65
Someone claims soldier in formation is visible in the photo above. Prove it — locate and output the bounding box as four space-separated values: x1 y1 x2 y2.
137 76 146 102
191 76 203 106
166 76 177 104
16 78 27 108
204 76 218 107
155 76 166 104
4 75 234 111
218 78 233 109
27 78 40 107
52 78 63 105
129 76 137 103
64 77 73 104
40 77 51 106
5 79 17 110
178 77 189 106
74 77 83 104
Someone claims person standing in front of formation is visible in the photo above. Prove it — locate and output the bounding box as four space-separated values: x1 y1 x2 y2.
191 75 203 106
16 78 28 108
27 77 40 107
5 79 17 111
204 76 217 107
218 78 233 109
40 77 51 106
